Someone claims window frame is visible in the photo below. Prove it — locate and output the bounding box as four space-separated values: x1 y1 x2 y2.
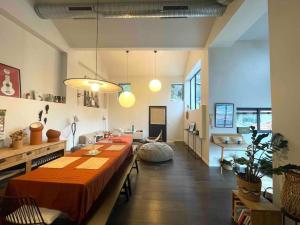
189 70 201 110
236 107 272 133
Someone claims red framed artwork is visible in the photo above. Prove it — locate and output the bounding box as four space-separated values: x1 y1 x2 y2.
0 63 21 98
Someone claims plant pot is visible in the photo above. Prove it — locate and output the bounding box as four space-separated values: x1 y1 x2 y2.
236 175 262 202
281 172 300 219
12 139 23 149
30 122 44 145
46 129 61 143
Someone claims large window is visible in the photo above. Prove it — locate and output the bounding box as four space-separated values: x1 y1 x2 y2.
189 70 201 110
236 108 272 132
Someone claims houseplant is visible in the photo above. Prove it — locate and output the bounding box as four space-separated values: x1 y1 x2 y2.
10 130 27 149
232 126 300 202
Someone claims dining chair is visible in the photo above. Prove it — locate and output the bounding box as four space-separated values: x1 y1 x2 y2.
0 196 62 225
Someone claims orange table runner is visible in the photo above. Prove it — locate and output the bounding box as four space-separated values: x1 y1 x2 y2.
6 135 133 222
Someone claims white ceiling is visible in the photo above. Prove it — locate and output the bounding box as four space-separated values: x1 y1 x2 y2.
97 50 189 78
33 0 216 48
239 13 269 41
52 18 214 49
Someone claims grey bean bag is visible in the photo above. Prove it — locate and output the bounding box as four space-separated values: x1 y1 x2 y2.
138 142 174 162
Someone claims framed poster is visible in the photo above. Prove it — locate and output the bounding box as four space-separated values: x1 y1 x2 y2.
215 103 234 128
171 84 184 101
0 63 21 98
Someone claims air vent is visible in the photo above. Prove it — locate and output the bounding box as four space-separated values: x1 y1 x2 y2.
163 5 189 11
68 6 92 11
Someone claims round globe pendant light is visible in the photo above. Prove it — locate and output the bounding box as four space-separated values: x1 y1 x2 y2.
119 91 135 108
119 50 136 108
149 50 162 92
63 0 122 93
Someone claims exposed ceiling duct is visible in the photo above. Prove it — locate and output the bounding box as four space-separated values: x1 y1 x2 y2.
34 0 233 19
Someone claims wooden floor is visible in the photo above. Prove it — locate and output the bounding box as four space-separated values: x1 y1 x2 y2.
106 142 236 225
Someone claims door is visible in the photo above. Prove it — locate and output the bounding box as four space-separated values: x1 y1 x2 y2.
149 106 167 142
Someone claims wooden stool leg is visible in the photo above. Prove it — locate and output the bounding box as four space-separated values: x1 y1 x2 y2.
135 159 139 173
127 175 132 196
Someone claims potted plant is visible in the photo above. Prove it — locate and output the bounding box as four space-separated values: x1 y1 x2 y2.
10 130 27 149
232 126 291 202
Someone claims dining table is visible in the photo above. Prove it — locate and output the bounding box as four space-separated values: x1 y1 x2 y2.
6 135 133 222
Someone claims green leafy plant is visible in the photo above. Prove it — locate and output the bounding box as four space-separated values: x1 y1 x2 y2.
232 126 300 183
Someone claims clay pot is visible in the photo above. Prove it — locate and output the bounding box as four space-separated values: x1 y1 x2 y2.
46 129 61 142
12 139 23 149
236 175 262 202
30 122 44 145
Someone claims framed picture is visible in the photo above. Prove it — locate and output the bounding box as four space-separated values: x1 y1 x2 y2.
84 91 100 108
215 103 234 128
0 63 21 98
171 84 184 101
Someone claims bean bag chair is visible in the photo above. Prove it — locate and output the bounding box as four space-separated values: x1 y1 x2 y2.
138 142 174 163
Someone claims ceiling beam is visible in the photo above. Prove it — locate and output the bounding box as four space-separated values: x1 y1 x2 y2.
209 0 268 47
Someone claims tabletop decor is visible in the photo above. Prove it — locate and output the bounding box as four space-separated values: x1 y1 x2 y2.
10 130 26 149
0 63 21 98
46 129 61 143
29 122 44 145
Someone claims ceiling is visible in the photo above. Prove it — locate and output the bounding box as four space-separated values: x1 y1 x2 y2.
33 0 216 48
97 50 189 78
239 13 269 41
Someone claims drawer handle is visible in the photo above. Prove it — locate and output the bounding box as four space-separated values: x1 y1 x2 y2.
47 147 50 151
26 152 32 156
0 159 6 164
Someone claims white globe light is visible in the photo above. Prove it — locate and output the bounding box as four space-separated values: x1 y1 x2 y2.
119 91 136 108
149 79 162 92
90 83 100 92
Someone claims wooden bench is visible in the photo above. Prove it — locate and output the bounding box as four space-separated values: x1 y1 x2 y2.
84 153 138 225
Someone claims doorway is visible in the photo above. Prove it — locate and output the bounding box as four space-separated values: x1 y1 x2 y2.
149 106 167 142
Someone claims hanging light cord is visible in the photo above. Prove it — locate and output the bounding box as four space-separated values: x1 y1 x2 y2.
95 0 99 79
154 50 157 79
126 50 129 83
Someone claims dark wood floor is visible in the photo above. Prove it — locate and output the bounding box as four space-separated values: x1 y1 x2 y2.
107 142 236 225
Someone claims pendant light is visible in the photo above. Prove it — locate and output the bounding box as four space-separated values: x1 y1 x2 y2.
63 0 122 93
119 50 136 108
149 50 162 92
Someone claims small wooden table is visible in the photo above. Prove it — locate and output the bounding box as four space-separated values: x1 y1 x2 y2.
212 134 248 161
232 190 281 225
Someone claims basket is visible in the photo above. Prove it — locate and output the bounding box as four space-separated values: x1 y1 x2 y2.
236 175 262 202
281 172 300 219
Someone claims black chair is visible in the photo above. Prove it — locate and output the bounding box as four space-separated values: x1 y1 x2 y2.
0 196 62 225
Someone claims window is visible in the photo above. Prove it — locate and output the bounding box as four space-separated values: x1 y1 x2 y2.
118 83 131 96
236 108 272 132
189 70 201 110
171 84 184 101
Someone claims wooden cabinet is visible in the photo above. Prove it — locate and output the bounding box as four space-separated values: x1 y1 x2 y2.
232 190 281 225
0 141 66 179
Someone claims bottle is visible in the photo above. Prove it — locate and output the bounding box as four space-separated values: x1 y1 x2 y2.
132 125 134 132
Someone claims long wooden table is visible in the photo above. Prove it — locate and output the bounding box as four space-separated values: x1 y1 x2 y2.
6 136 133 223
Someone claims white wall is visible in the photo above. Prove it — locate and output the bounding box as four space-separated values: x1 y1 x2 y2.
183 50 210 165
268 0 300 209
108 76 184 142
0 15 65 96
208 40 271 166
0 3 108 150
